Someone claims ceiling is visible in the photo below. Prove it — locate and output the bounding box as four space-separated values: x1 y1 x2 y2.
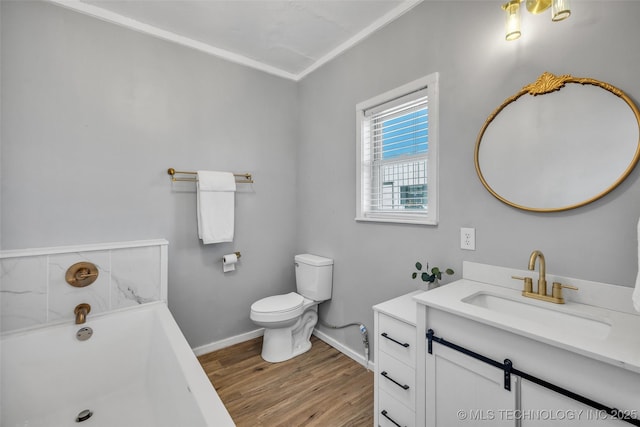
48 0 422 80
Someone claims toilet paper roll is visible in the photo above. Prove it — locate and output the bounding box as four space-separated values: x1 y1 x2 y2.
223 253 238 273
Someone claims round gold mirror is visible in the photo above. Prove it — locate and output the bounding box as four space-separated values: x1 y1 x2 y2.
475 72 640 212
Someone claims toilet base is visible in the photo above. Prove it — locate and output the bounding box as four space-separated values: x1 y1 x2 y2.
260 308 318 363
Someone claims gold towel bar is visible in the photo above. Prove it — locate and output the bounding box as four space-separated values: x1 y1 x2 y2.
167 168 253 183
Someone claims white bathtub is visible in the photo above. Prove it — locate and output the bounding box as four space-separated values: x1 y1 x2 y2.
1 302 235 427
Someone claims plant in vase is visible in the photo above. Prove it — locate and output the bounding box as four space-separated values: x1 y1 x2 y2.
412 262 454 290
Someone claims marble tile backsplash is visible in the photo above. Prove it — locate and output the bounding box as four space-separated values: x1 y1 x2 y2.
1 240 168 333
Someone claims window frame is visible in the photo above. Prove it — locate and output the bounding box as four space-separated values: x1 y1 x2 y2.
355 73 439 225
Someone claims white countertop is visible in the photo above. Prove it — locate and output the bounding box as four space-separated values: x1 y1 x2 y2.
414 278 640 374
373 290 423 326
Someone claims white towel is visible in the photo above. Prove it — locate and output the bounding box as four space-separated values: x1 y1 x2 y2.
196 171 236 244
634 217 640 312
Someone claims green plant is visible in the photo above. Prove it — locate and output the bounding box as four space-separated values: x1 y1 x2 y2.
412 261 454 284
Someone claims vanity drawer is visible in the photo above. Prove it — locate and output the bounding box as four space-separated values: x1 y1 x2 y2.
378 389 415 427
378 315 416 366
378 351 415 410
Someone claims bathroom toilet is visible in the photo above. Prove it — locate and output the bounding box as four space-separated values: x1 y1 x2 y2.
250 254 333 363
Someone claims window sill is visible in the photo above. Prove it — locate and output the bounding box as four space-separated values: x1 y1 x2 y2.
355 216 437 226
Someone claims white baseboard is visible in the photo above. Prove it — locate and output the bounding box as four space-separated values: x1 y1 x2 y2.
192 327 376 372
312 329 375 371
192 328 264 356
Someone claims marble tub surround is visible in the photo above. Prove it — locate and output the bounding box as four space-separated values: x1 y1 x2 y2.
1 239 168 333
414 261 640 374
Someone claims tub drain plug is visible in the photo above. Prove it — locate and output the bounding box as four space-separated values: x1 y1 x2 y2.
76 327 93 341
76 409 93 422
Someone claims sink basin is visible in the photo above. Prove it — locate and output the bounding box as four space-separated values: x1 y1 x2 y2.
415 273 640 374
462 292 612 339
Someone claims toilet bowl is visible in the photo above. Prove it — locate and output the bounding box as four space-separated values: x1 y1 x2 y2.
250 292 318 362
250 254 333 363
250 292 309 328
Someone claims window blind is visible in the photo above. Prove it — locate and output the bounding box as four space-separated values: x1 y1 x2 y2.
363 94 429 214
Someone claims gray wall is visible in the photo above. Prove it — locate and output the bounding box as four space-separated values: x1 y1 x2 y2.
1 1 298 348
2 1 640 359
299 1 640 353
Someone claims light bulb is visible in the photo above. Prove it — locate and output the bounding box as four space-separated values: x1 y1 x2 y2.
552 0 571 21
504 0 522 41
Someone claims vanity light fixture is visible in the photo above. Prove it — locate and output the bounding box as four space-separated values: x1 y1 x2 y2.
550 0 571 21
503 0 522 41
501 0 571 41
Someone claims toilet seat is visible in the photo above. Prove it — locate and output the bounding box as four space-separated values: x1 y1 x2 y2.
250 292 305 323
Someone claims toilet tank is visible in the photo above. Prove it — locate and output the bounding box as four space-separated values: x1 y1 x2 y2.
294 254 333 302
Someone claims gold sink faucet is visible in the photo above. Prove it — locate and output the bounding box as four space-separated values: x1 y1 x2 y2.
528 250 547 296
74 303 91 324
512 250 578 304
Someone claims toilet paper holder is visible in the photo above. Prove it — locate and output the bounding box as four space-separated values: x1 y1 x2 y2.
222 251 241 263
222 252 241 273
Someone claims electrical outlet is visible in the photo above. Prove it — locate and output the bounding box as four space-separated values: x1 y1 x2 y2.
461 227 476 251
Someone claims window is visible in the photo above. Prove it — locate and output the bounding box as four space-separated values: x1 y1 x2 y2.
356 73 439 225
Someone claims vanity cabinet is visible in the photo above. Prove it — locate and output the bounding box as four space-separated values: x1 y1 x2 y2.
416 290 640 427
373 291 421 427
375 263 640 427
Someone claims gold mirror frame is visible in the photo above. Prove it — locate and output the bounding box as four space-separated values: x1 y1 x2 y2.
474 72 640 212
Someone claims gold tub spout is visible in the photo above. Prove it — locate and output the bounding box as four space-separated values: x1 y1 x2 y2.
74 303 91 324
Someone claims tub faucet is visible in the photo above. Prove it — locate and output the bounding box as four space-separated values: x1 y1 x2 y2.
74 303 91 324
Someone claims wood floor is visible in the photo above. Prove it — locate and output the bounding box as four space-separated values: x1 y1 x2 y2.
197 336 373 427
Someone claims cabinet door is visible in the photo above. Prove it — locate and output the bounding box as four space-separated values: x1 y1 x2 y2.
521 381 630 426
426 344 517 426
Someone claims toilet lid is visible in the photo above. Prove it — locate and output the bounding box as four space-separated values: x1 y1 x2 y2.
251 292 304 313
